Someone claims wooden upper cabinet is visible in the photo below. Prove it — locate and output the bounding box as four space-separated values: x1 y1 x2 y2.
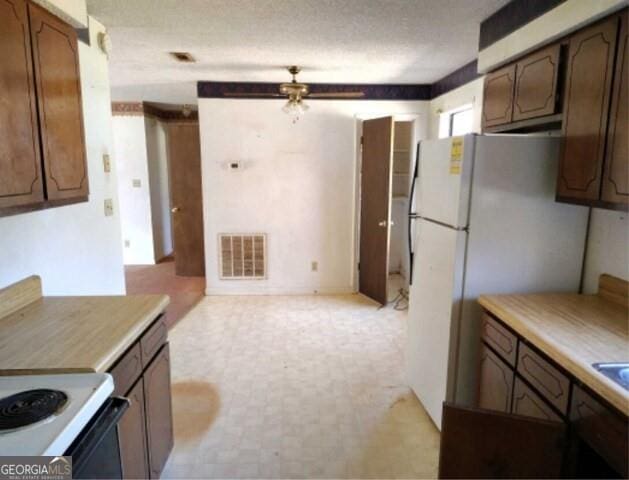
0 0 44 208
601 11 628 206
513 44 561 121
28 2 88 201
557 16 619 202
482 64 516 128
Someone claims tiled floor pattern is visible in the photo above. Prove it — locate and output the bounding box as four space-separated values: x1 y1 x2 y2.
125 258 205 329
162 293 439 479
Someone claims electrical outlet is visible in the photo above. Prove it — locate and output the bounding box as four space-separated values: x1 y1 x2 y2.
103 154 111 173
132 179 141 188
104 198 114 216
124 239 130 248
311 261 318 272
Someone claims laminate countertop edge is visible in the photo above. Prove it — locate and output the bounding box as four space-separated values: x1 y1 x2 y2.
0 294 170 375
478 294 629 417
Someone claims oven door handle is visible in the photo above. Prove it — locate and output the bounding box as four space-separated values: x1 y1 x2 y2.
65 396 129 474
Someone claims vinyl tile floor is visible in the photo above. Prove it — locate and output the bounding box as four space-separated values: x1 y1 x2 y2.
162 293 439 479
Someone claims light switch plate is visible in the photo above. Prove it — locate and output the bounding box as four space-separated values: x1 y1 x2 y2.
103 154 111 173
104 199 114 216
132 179 141 188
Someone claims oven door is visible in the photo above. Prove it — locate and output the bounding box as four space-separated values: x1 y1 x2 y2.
65 397 129 479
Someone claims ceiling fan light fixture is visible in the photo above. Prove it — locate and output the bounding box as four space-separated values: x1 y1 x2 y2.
282 95 308 123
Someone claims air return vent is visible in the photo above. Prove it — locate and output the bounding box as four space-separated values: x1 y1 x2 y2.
169 51 196 63
219 234 266 279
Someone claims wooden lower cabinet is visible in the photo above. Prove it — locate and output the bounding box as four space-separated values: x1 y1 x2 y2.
118 379 150 480
144 344 174 478
111 317 173 479
442 309 629 478
439 403 566 479
478 344 513 413
512 378 562 422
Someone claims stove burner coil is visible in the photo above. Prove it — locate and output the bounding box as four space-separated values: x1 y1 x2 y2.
0 389 68 431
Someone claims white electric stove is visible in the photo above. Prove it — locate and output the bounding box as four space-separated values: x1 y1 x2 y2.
0 373 114 456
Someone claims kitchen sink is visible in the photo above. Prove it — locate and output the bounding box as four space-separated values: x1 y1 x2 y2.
592 363 629 391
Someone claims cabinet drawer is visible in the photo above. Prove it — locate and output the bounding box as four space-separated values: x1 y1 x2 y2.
571 385 628 477
478 344 514 413
517 344 570 414
481 313 518 366
141 315 168 368
110 342 143 397
512 378 562 422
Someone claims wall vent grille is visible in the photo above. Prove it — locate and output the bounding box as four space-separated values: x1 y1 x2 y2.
219 234 266 279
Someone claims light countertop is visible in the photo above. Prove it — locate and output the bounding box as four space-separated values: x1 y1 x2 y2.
479 292 628 416
0 281 169 374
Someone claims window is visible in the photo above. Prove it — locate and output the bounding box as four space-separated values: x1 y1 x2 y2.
449 107 473 136
438 104 474 138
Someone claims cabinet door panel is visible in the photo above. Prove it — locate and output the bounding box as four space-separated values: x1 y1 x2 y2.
571 385 628 477
512 378 562 422
118 379 150 480
144 343 173 478
28 2 88 200
439 403 566 479
557 16 618 201
513 44 561 121
602 11 628 206
482 64 516 128
481 313 517 367
0 0 44 208
517 343 570 414
478 344 514 413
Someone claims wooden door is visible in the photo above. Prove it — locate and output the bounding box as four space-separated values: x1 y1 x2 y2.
359 117 393 305
118 379 150 480
0 0 44 209
28 2 88 201
513 44 561 122
143 344 173 479
601 11 628 206
557 16 619 202
482 64 516 128
439 403 566 479
167 122 205 276
477 344 514 413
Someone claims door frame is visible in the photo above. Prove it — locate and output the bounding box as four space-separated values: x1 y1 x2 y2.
352 113 423 294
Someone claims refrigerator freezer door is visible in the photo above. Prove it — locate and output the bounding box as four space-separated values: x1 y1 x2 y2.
407 218 467 430
416 135 476 228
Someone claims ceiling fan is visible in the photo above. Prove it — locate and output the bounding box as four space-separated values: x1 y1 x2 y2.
224 66 365 122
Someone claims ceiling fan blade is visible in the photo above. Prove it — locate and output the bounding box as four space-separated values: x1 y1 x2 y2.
223 92 284 97
308 92 365 98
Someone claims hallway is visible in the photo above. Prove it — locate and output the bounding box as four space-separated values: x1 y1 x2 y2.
125 258 205 329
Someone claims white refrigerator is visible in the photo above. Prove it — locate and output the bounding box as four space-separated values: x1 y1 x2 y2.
406 134 589 429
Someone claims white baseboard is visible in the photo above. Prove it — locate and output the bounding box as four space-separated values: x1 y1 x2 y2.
205 285 356 296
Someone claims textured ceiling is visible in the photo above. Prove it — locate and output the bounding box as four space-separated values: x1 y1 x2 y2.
87 0 509 104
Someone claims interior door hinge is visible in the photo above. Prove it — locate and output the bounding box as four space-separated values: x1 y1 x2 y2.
360 136 364 146
357 262 360 271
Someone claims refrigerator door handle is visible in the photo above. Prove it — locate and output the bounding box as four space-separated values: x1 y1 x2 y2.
407 142 421 285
